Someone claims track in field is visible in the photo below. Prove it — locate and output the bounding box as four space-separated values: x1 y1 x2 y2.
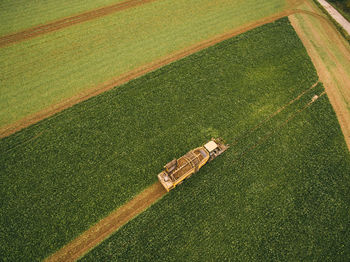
0 0 157 48
45 182 166 262
46 81 322 262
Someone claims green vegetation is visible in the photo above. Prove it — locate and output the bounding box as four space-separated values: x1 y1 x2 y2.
0 0 288 128
0 0 126 36
81 87 350 261
1 18 326 261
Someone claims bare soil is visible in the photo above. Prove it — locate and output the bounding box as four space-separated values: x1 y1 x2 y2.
0 0 158 48
289 0 350 150
44 182 166 262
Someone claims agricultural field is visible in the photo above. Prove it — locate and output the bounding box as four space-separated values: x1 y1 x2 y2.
0 0 289 132
1 17 339 261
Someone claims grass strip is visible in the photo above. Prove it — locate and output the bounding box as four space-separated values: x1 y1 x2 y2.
0 0 288 128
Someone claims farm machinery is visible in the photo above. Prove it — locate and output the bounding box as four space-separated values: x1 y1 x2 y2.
158 138 229 191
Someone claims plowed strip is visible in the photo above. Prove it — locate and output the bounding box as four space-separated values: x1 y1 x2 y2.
0 0 157 48
45 182 166 262
0 9 307 139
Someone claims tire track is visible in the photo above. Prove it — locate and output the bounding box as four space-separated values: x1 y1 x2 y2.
45 182 166 262
0 0 158 48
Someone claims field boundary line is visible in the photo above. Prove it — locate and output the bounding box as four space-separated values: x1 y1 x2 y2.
1 8 320 139
45 182 166 262
0 0 158 48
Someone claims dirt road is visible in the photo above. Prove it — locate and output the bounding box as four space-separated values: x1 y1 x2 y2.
317 0 350 34
45 182 166 262
289 0 350 151
0 0 157 48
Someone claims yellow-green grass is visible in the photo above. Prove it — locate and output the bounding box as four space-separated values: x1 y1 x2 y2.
0 0 288 129
0 0 126 36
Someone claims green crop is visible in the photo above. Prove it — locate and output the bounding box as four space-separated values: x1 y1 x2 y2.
81 88 350 261
1 18 331 261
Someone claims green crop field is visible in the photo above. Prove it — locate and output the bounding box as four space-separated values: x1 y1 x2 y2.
81 85 350 261
1 18 341 261
0 0 288 129
0 0 126 36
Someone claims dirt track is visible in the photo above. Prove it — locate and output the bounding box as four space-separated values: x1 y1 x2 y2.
45 182 166 262
0 0 157 48
289 0 350 150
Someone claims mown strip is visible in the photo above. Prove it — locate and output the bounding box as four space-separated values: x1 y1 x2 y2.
312 0 350 42
0 0 288 129
1 18 318 261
